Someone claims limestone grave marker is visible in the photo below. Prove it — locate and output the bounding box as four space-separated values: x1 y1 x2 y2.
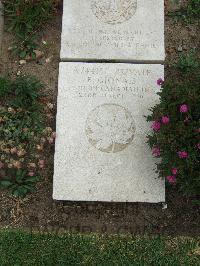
60 0 165 62
53 62 165 202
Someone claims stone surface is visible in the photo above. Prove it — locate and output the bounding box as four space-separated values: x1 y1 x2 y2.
60 0 165 62
53 62 165 203
0 1 3 55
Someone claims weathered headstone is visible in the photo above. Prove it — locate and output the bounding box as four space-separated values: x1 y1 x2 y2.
53 62 165 202
60 0 165 62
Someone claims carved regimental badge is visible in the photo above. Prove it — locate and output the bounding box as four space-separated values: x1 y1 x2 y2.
91 0 137 25
86 104 136 153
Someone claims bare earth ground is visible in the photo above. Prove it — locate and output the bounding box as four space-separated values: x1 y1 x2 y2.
0 4 199 236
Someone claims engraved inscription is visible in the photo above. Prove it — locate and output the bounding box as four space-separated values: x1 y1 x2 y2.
86 104 136 153
65 27 158 54
70 66 153 100
91 0 137 25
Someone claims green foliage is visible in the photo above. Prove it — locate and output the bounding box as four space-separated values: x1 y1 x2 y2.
0 76 11 97
1 75 43 112
168 0 200 23
12 35 38 59
3 0 54 32
0 169 40 198
146 58 200 197
0 75 47 198
0 107 43 145
175 51 199 74
187 0 200 19
3 0 55 58
10 76 43 110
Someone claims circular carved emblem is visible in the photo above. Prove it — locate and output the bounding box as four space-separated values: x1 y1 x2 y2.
85 104 136 153
91 0 137 25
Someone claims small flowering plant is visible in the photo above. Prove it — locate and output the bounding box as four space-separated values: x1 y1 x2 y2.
0 169 40 198
146 73 200 197
0 75 56 198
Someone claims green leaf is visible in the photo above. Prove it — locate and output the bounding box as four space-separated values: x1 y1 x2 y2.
25 176 40 183
16 169 26 183
0 180 13 188
19 50 27 58
31 52 36 60
23 185 36 193
12 186 28 198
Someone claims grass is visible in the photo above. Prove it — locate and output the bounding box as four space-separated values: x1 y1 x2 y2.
0 230 199 265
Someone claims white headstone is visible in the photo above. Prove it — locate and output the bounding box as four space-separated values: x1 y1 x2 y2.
53 62 165 202
60 0 165 62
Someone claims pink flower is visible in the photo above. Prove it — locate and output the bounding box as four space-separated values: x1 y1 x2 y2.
152 147 161 157
13 161 22 169
52 132 56 139
161 116 170 124
0 161 4 169
39 159 45 165
4 148 10 154
17 149 26 157
39 164 45 169
167 175 176 184
151 121 161 132
157 78 164 86
178 151 188 159
172 168 178 175
48 138 54 144
184 117 190 123
10 147 17 154
28 171 35 177
38 159 45 169
8 163 13 169
197 143 200 150
180 104 189 113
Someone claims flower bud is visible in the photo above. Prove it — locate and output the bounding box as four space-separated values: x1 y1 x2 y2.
28 171 35 177
13 161 22 169
36 145 43 151
10 147 17 154
17 149 26 157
